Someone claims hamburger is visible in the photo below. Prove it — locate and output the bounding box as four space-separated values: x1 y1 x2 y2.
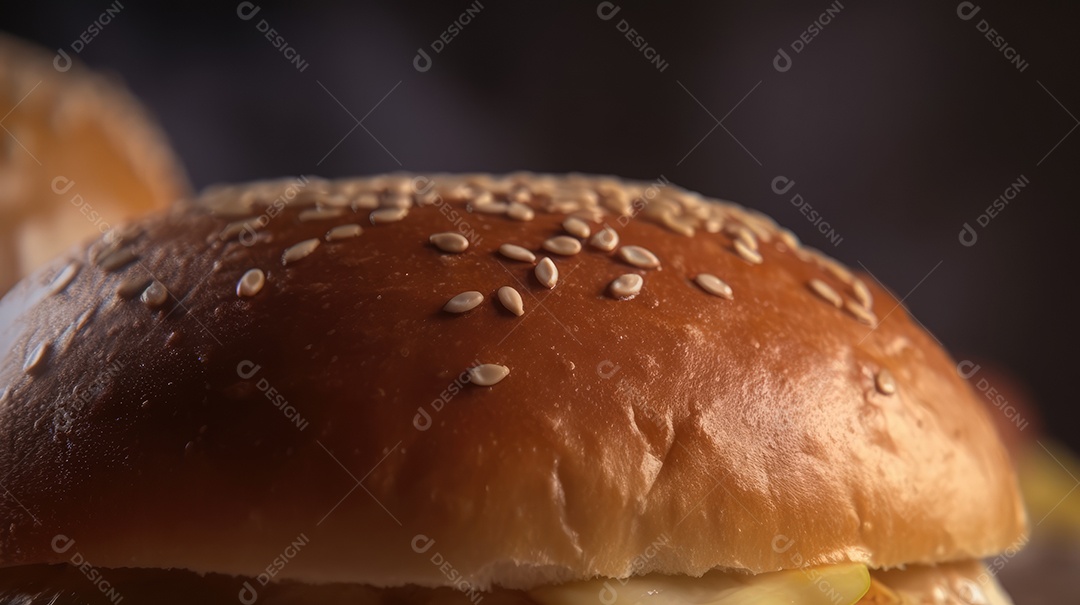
0 173 1026 604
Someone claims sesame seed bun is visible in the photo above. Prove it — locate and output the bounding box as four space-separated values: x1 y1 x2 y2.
0 173 1025 591
0 33 189 296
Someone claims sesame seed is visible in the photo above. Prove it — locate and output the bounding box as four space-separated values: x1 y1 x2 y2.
743 213 776 241
577 189 599 206
821 256 854 284
205 192 254 217
499 243 536 263
809 279 843 308
471 200 509 215
845 300 878 326
219 218 261 241
385 179 411 196
74 307 95 331
48 262 80 295
617 245 660 269
369 207 408 225
660 212 695 237
430 232 470 253
509 186 531 204
733 226 758 251
694 274 734 300
549 199 581 214
326 223 363 241
608 196 632 217
875 369 896 395
589 226 619 251
469 363 510 386
140 280 169 308
609 274 643 299
117 273 152 299
498 286 525 316
444 291 484 313
237 269 266 297
535 257 558 289
299 207 345 222
282 239 320 265
352 193 379 209
563 217 591 238
733 240 762 265
23 341 48 374
416 190 439 206
321 194 351 207
507 202 535 221
380 193 413 209
105 224 144 247
448 184 474 200
52 309 92 356
777 228 800 250
579 207 605 223
852 278 873 309
543 236 582 256
97 247 138 272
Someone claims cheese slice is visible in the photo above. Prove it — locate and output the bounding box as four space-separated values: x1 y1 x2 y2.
868 560 1015 605
530 564 871 605
528 560 1016 605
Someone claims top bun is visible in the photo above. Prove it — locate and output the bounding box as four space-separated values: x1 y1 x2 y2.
0 173 1026 589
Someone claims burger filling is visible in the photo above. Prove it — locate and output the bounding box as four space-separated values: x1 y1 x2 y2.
0 559 1012 605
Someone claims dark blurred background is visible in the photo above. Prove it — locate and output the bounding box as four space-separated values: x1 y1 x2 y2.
2 2 1076 450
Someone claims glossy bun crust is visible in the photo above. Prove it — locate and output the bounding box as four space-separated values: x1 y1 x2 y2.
0 174 1026 589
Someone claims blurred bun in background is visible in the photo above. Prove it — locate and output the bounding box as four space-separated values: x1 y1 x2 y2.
0 33 189 295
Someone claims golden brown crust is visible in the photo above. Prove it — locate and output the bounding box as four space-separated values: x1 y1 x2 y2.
0 173 1026 589
0 33 190 295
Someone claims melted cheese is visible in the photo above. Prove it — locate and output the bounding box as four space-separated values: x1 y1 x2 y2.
527 561 1015 605
529 564 871 605
867 560 1015 605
